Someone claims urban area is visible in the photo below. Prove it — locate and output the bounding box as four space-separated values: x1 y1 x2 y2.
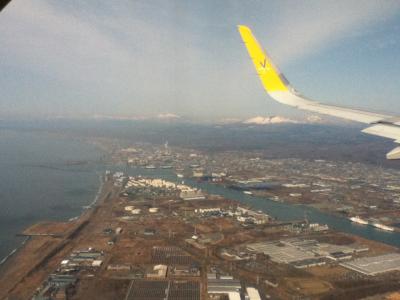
2 142 400 299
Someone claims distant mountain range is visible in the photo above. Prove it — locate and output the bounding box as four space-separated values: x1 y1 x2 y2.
3 116 395 167
156 113 180 120
27 113 326 125
243 116 298 125
242 115 323 125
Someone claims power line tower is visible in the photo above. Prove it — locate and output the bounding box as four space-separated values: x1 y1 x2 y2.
164 140 170 155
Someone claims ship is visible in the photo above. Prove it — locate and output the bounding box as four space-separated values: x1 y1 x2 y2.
349 216 368 225
177 173 184 178
372 223 394 232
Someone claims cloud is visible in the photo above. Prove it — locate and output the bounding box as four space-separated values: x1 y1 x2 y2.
0 0 399 119
1 1 132 85
0 0 216 117
257 1 400 65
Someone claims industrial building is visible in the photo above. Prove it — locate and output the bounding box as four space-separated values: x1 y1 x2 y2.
247 240 317 264
247 238 368 267
207 278 241 300
246 287 262 300
341 253 400 275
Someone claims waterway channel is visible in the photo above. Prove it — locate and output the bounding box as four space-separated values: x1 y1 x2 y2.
125 167 400 248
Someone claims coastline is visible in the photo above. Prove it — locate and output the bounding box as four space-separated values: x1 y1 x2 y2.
0 173 113 299
0 129 108 266
69 172 105 221
0 172 105 274
2 167 400 299
0 236 30 267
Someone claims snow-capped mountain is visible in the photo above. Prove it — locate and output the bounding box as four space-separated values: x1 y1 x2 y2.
243 116 299 125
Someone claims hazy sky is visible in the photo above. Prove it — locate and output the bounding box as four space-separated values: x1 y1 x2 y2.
1 0 400 121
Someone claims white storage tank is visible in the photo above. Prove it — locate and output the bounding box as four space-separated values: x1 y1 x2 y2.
131 208 141 215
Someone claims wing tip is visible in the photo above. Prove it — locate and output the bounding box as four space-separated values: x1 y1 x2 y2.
237 25 251 34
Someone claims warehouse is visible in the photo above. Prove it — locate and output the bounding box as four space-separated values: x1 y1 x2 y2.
340 253 400 275
246 240 316 264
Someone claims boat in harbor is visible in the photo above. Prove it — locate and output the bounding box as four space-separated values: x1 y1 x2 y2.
372 223 394 232
177 173 184 178
349 216 368 225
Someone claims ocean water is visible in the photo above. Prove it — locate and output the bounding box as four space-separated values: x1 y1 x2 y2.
0 130 103 262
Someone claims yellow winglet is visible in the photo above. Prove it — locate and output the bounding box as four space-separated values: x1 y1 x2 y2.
238 25 288 92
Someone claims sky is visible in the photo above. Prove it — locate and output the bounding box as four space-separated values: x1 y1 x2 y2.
1 0 400 121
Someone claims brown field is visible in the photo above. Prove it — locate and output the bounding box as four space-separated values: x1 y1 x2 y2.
108 239 163 265
23 221 76 236
71 278 130 300
284 277 333 296
307 265 349 279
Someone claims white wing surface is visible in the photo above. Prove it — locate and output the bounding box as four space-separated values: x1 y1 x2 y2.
238 25 400 159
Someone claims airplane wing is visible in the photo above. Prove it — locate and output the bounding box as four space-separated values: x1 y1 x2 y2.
1 0 12 12
238 25 400 159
